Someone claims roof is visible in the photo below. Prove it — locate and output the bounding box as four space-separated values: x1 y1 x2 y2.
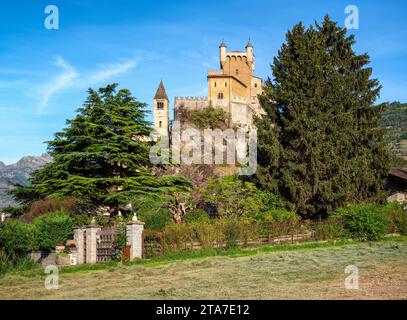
154 80 169 100
219 41 227 48
246 40 253 48
389 167 407 181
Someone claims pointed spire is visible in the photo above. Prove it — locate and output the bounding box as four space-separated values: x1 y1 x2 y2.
219 39 227 48
154 80 168 100
246 38 253 48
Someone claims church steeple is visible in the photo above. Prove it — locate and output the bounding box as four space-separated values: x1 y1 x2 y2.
153 80 169 138
154 80 169 100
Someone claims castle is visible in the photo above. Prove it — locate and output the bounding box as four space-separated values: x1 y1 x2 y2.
153 41 264 137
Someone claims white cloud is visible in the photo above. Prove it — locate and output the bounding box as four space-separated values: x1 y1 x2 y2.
36 56 78 114
87 59 140 84
36 56 140 114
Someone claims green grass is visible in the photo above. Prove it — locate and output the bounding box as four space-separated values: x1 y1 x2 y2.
4 236 406 279
1 238 406 299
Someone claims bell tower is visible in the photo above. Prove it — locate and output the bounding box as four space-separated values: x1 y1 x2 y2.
153 80 169 137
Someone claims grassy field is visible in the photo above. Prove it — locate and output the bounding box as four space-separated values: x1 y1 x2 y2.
0 239 406 300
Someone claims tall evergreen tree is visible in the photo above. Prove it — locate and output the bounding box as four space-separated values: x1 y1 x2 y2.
256 16 389 217
11 84 190 207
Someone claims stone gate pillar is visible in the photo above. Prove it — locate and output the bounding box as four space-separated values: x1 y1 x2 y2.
85 218 101 264
126 214 145 260
73 227 85 265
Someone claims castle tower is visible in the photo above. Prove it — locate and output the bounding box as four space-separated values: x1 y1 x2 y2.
219 41 227 68
245 40 254 71
153 80 169 137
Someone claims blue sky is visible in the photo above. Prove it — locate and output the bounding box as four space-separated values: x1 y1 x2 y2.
0 0 406 164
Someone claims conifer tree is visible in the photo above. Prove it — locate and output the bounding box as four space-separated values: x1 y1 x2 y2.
11 84 190 208
256 16 389 217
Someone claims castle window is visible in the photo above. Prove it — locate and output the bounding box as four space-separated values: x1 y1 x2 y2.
235 69 239 75
159 121 162 128
225 82 227 87
214 82 217 88
254 83 258 88
157 102 164 110
217 92 224 99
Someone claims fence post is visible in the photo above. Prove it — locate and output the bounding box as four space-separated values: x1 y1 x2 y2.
126 214 145 260
85 218 101 264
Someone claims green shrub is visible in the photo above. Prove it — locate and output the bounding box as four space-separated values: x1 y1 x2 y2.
0 220 38 254
162 223 193 252
33 211 74 250
254 209 301 236
311 219 349 240
190 220 217 249
72 214 93 226
217 217 241 248
183 209 209 224
260 191 287 210
200 176 265 218
332 204 389 241
139 209 173 231
0 249 39 276
385 201 407 235
189 106 227 129
259 209 300 223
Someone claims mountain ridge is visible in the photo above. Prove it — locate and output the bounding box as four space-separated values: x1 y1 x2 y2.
0 153 52 209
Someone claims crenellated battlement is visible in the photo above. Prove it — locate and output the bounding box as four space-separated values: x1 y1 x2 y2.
207 70 224 76
175 96 208 101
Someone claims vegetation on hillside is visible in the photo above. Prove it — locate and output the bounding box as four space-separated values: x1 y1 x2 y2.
379 101 407 166
189 106 228 129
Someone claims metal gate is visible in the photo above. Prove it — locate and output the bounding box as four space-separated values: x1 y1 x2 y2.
96 228 118 263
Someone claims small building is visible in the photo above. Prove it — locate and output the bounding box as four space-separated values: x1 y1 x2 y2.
387 167 407 204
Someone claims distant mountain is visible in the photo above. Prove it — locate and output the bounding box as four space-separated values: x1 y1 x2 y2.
380 101 407 160
0 154 52 209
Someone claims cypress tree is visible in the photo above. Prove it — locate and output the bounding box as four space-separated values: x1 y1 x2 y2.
256 16 389 217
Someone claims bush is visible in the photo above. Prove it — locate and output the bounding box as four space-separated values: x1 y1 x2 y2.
311 219 349 240
189 220 218 249
139 209 173 231
162 223 193 252
332 204 389 241
260 191 287 210
200 176 264 218
23 197 76 222
0 249 39 276
257 209 300 223
385 201 407 235
33 211 74 250
72 214 93 227
183 209 209 224
215 217 243 248
189 106 227 129
0 220 38 254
